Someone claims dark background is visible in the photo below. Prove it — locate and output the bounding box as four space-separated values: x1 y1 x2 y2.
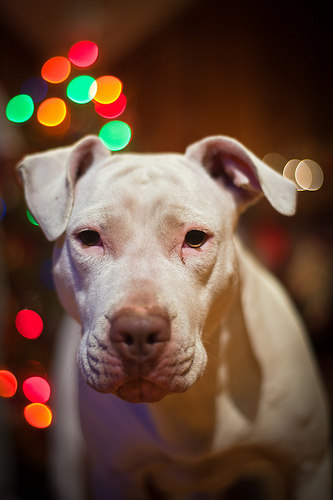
0 0 332 498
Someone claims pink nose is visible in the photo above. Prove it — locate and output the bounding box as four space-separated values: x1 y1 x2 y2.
110 310 171 357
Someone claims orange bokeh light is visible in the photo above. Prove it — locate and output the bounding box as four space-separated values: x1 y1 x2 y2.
0 370 18 398
37 98 67 127
24 403 53 428
41 56 71 84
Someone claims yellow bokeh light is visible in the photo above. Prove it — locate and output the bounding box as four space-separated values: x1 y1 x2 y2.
94 76 122 104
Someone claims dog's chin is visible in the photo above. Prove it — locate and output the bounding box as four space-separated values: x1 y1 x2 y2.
115 378 169 403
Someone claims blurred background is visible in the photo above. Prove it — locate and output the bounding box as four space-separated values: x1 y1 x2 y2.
0 0 332 498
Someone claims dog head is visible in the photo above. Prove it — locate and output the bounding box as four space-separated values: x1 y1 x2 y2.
17 136 296 403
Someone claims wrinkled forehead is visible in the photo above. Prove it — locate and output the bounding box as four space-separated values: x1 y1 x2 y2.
97 153 205 194
71 152 229 226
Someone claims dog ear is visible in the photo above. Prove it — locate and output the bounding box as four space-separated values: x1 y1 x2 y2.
185 136 296 215
17 135 110 241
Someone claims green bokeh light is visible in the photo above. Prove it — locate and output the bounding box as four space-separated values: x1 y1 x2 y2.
6 94 34 123
99 121 131 151
66 75 97 104
27 210 39 226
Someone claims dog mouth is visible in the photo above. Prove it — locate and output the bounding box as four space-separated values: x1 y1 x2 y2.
115 378 169 403
78 326 206 402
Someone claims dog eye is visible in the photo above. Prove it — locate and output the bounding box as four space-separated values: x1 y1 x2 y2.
78 230 101 246
184 230 207 248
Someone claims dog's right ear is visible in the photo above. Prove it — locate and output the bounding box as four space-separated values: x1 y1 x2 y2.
186 136 297 216
17 136 110 241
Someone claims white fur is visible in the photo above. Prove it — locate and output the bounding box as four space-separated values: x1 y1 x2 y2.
18 136 330 499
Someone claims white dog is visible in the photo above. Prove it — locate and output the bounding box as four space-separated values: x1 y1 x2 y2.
17 136 330 499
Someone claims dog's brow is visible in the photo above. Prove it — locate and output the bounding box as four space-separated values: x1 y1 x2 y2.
69 207 126 231
161 206 217 230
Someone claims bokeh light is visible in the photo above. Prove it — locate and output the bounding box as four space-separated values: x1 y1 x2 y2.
6 41 133 148
0 198 6 221
67 75 97 104
99 121 132 151
68 40 98 68
15 309 43 339
23 376 51 403
27 210 39 226
283 159 324 191
21 360 47 379
283 159 303 190
251 220 292 272
94 76 122 104
295 161 312 190
24 403 53 428
40 260 55 290
95 93 127 119
21 76 48 103
6 94 34 123
37 98 67 127
0 370 18 398
262 152 287 170
41 56 71 84
295 160 324 191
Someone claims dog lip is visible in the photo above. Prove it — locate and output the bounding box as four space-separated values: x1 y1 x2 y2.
115 377 169 403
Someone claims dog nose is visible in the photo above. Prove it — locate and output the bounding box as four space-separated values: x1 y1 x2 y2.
110 311 171 357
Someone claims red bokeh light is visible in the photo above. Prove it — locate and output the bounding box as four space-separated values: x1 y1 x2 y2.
94 93 127 119
23 376 51 403
68 40 98 68
15 309 43 339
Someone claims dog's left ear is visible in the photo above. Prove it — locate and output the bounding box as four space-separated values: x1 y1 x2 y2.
186 136 296 215
17 136 110 241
